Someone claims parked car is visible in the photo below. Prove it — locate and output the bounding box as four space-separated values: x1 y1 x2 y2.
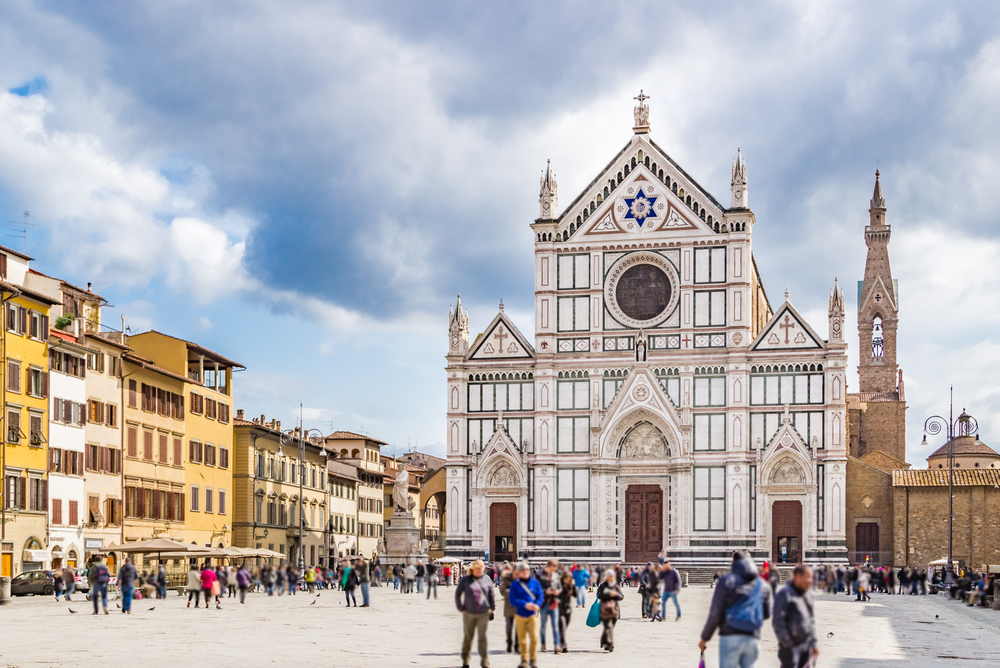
73 568 91 593
10 570 55 596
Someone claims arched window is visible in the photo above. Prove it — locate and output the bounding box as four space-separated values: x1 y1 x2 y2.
872 317 884 359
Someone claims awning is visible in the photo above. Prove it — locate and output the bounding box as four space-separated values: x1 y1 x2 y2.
23 549 51 562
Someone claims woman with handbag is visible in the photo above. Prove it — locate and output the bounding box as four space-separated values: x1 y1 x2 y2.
596 570 624 652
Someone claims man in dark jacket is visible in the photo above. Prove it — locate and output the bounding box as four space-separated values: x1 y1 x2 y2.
772 564 818 668
532 559 561 653
659 561 682 621
639 562 654 618
698 551 772 668
455 560 496 668
356 558 371 607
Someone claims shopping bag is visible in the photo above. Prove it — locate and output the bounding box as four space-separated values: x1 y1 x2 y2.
585 598 601 627
699 650 706 668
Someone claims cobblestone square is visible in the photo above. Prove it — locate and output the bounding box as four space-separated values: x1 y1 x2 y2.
1 585 998 667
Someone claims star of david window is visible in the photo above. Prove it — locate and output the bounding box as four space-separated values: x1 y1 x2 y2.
615 264 671 321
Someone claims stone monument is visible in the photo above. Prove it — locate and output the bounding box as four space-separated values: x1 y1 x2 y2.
383 466 428 569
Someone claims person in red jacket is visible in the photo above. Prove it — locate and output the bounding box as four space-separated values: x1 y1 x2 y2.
200 563 217 610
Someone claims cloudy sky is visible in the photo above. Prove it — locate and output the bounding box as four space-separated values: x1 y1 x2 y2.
1 1 998 464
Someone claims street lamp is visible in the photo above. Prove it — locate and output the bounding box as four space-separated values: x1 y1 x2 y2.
921 386 978 586
279 413 332 573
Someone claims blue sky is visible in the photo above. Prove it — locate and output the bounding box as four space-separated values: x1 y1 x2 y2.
1 1 999 463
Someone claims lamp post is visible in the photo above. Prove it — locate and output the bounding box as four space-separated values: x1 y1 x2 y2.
280 410 331 573
921 386 978 586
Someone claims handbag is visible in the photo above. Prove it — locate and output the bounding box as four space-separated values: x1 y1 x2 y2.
698 650 706 668
585 598 601 627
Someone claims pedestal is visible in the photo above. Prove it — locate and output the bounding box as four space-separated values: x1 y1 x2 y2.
382 511 428 569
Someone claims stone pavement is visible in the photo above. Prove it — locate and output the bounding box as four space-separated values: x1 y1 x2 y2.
0 584 998 667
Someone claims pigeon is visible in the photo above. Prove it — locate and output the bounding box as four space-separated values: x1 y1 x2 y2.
311 600 317 605
147 607 156 611
826 632 834 638
935 614 939 618
68 608 77 614
116 603 121 609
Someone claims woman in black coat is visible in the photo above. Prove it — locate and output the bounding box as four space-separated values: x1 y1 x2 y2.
556 570 576 652
596 570 624 652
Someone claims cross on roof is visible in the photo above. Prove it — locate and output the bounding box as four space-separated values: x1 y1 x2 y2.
634 90 650 104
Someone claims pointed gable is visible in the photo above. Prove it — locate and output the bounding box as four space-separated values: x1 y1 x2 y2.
599 365 683 458
468 310 534 361
557 135 726 243
858 275 898 315
750 300 824 351
761 413 814 486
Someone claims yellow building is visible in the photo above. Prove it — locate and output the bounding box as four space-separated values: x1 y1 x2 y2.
120 351 188 568
326 431 385 559
126 332 241 551
0 245 59 577
233 413 331 567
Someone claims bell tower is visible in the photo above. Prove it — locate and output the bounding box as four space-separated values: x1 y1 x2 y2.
857 171 900 394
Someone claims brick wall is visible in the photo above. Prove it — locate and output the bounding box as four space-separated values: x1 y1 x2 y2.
893 484 1000 569
845 456 894 562
857 401 906 462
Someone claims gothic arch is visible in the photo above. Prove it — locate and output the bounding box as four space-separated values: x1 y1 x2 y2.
761 452 812 487
601 406 681 459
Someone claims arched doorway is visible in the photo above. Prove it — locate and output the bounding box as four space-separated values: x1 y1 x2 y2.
771 500 802 564
625 485 662 563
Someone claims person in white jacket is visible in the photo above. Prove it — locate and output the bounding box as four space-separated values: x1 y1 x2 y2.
186 565 203 608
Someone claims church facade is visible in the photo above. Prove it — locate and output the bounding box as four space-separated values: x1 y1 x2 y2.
444 97 851 567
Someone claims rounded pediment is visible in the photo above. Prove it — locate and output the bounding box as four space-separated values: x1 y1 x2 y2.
619 422 670 459
769 459 806 485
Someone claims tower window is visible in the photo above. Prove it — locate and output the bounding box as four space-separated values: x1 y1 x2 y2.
871 317 883 359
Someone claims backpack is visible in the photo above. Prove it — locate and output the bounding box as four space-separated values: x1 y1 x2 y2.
95 565 110 585
724 578 764 633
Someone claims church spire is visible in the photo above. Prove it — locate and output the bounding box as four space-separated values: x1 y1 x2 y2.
731 147 748 208
828 277 845 344
448 293 469 357
538 159 558 220
869 170 886 226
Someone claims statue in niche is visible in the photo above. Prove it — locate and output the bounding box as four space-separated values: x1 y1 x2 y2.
621 423 668 458
489 465 517 487
770 460 805 484
635 330 648 362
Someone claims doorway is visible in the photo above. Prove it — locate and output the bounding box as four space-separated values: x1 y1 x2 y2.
771 500 802 564
855 522 879 564
489 502 517 562
625 485 663 563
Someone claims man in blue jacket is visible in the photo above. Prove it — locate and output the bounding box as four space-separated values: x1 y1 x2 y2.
660 561 682 621
698 551 773 668
509 562 544 668
572 564 589 607
455 560 496 668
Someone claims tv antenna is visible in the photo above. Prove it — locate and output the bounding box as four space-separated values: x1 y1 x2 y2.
7 211 37 253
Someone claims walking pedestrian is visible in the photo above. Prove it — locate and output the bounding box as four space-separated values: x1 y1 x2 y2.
639 561 654 618
393 563 402 590
343 561 359 607
356 558 370 607
509 562 543 668
62 566 76 602
647 563 663 622
454 559 495 668
236 564 250 604
499 565 520 655
403 562 417 594
557 570 576 651
416 561 425 593
426 560 439 599
660 560 682 620
596 570 623 652
200 563 217 610
118 558 138 615
187 563 202 607
772 564 818 668
87 557 111 615
157 565 168 599
698 551 772 668
228 566 239 598
572 564 589 607
443 564 452 586
533 559 561 653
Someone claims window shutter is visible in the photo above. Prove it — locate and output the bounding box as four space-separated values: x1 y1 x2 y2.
18 308 26 335
40 314 48 336
40 478 46 509
5 303 12 331
173 438 181 466
69 500 78 526
127 427 137 457
53 498 61 525
40 370 48 398
0 253 7 279
28 311 36 339
77 402 85 426
128 379 137 408
179 494 185 522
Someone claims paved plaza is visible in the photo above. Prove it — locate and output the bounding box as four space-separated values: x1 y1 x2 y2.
0 584 998 667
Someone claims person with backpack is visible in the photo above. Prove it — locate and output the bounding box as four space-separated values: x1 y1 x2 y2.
454 559 495 668
572 564 589 607
343 561 359 606
118 558 138 614
509 562 543 668
88 557 111 615
772 564 818 668
532 559 562 653
698 551 773 668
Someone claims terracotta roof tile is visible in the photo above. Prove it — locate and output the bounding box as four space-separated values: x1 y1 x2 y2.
928 435 999 459
893 468 1000 487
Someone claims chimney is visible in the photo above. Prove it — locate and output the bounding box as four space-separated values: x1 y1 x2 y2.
275 420 281 431
260 414 265 425
236 409 244 420
87 282 92 292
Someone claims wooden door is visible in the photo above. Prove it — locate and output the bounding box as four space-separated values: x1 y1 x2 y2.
1 553 11 577
625 485 663 563
855 522 879 557
489 503 517 563
771 500 802 564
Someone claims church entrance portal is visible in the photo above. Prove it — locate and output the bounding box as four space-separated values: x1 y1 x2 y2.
489 503 517 563
771 500 802 564
855 522 880 564
625 485 662 563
